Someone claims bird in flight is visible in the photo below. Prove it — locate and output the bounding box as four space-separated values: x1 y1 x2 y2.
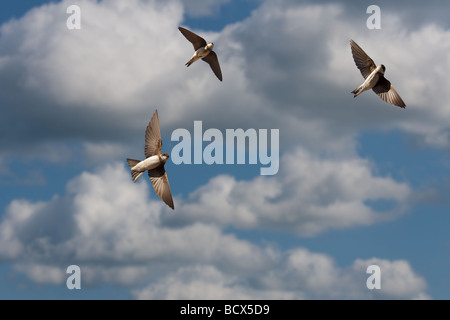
126 110 174 210
178 26 223 81
350 40 405 108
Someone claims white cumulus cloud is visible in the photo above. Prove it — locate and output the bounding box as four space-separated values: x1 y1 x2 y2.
169 147 412 236
0 158 427 298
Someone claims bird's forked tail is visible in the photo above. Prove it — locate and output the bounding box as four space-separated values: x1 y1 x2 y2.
185 55 198 67
126 158 144 182
351 86 362 98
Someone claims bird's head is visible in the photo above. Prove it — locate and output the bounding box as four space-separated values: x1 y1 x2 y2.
206 42 214 50
379 64 386 74
161 153 170 163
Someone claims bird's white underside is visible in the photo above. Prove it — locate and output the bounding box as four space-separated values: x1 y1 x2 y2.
131 155 162 172
358 67 381 93
190 44 213 61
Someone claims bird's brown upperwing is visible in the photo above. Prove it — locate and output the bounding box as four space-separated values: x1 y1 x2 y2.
178 26 207 51
202 51 223 81
145 110 162 158
149 165 174 210
350 40 377 79
372 76 406 108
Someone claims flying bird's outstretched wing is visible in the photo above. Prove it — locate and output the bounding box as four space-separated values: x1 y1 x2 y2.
178 27 207 50
372 76 406 108
202 51 223 81
149 165 174 210
350 40 377 79
145 110 162 158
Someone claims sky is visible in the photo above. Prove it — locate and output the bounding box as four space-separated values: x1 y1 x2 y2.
0 0 449 300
